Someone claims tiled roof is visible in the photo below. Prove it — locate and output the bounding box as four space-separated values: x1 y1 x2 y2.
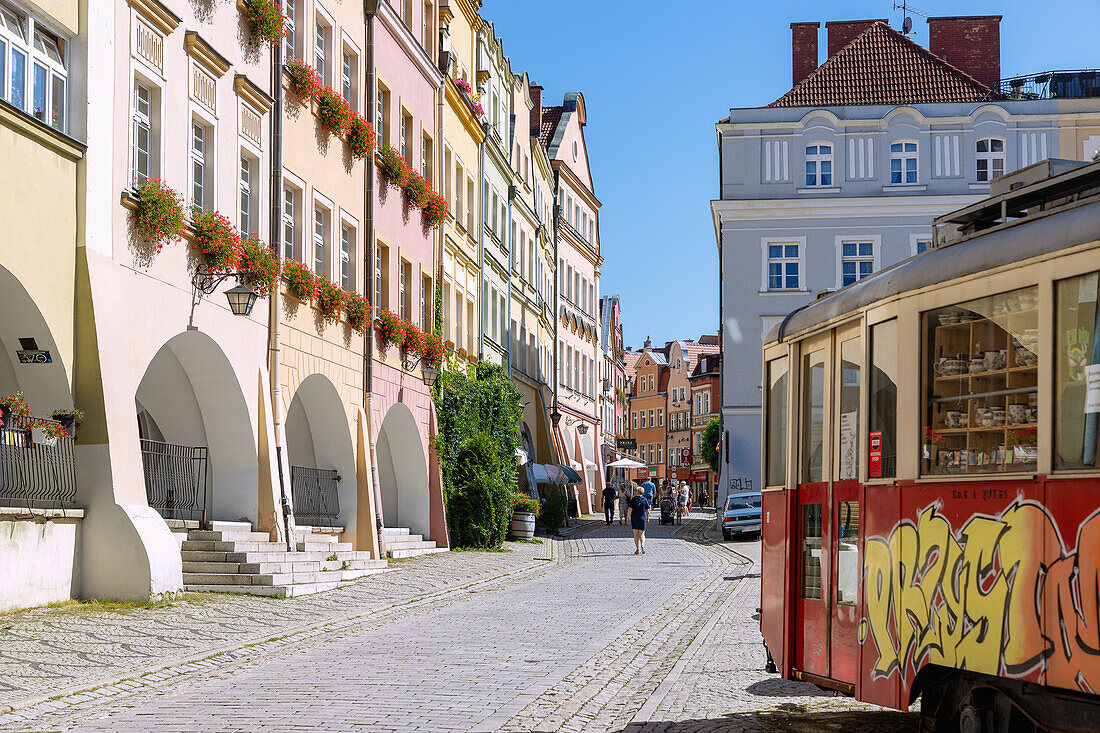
769 21 993 108
681 340 720 369
623 350 643 376
539 106 563 147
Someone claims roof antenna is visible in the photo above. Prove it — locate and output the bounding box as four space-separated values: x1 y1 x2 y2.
892 0 925 35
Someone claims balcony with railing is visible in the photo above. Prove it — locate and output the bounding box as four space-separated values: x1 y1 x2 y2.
0 413 78 509
140 439 208 523
290 466 341 527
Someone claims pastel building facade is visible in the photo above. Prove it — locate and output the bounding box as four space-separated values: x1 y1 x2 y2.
712 17 1100 510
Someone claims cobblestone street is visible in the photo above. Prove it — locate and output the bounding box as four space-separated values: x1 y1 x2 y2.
0 514 918 731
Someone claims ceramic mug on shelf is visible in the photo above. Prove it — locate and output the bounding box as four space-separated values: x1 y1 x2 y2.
977 407 994 427
935 358 967 376
969 357 986 373
1015 348 1038 367
1027 406 1038 423
990 407 1006 426
1008 403 1028 424
946 410 962 428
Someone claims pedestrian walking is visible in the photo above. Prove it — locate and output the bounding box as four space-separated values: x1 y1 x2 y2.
618 484 630 525
628 486 650 554
641 479 655 504
602 483 617 525
676 481 690 524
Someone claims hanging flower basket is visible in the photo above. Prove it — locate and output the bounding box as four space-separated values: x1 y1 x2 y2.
375 308 405 349
316 86 353 135
131 179 186 253
283 258 318 301
316 277 347 325
286 58 321 102
420 332 444 368
454 77 473 96
190 209 241 272
378 143 410 187
240 0 288 46
421 190 448 229
239 235 280 297
400 320 423 355
0 392 31 426
345 114 376 160
403 170 430 209
32 418 69 442
345 290 372 333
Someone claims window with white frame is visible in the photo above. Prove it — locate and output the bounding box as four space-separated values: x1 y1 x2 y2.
890 141 918 184
190 118 212 210
840 241 874 286
421 273 430 328
805 144 832 186
914 237 932 255
340 222 355 291
975 138 1005 182
0 4 67 131
376 82 389 145
766 243 800 290
421 1 432 50
283 0 298 58
239 153 257 235
132 80 155 185
313 204 328 276
314 13 329 85
400 109 410 162
399 260 408 319
283 184 300 261
340 44 356 107
375 242 388 308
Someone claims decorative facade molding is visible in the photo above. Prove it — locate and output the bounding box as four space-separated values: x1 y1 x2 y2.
129 0 181 35
234 74 273 113
184 31 231 77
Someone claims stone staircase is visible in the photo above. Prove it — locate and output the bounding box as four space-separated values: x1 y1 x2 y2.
383 527 447 559
180 521 387 597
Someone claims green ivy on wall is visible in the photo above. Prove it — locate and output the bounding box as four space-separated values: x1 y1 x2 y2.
433 362 522 548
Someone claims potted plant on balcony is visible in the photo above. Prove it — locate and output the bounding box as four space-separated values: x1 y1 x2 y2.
50 408 85 437
286 58 321 102
378 143 410 187
240 0 288 47
345 290 372 334
131 179 187 254
283 258 317 301
316 277 347 325
375 307 404 349
0 392 31 426
31 418 68 445
191 209 241 272
510 493 540 541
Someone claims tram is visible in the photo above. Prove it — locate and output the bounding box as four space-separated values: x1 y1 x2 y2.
759 158 1100 732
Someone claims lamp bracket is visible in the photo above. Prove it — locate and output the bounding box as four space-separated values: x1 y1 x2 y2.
192 264 243 296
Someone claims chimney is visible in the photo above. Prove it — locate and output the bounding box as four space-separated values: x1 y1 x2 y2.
529 84 543 137
825 19 886 57
790 22 819 87
927 16 1001 90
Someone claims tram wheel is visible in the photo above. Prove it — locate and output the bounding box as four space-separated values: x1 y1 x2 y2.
957 705 983 733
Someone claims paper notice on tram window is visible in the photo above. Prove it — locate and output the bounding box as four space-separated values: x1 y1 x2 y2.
838 412 857 479
1087 364 1100 414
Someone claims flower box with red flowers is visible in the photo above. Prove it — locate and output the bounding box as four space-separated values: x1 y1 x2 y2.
316 86 353 135
345 114 376 160
132 179 186 254
400 320 423 355
190 209 241 272
286 58 321 102
283 258 317 301
239 235 280 297
240 0 288 47
403 170 430 209
378 142 410 187
316 277 347 325
345 290 372 334
375 308 404 350
420 333 444 368
421 190 448 229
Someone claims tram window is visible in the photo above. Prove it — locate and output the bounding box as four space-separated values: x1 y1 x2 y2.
923 286 1039 475
836 501 859 605
800 503 822 600
765 357 788 486
837 338 860 480
1055 271 1100 470
869 321 898 478
801 350 825 483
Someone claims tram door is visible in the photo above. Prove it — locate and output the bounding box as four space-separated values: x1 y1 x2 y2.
795 335 831 676
829 330 862 685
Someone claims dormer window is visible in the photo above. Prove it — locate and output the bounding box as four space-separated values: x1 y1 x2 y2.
805 144 832 187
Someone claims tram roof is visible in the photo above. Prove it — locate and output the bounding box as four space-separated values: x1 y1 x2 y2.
767 159 1100 344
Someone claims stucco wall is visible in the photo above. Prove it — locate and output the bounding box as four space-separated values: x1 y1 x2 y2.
0 512 81 612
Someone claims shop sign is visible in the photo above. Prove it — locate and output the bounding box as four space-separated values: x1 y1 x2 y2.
617 438 637 450
869 430 883 478
17 349 52 364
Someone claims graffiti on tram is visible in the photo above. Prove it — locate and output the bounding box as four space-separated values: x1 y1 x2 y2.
860 500 1100 693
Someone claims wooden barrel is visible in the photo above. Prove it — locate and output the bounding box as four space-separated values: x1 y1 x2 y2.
510 511 535 540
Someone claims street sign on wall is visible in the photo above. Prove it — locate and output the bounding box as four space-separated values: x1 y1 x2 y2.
16 350 52 364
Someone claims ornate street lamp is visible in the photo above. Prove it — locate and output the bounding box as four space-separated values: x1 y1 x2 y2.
188 264 259 328
224 283 259 317
550 410 562 427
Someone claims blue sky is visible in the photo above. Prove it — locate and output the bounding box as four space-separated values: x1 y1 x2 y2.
484 0 1099 349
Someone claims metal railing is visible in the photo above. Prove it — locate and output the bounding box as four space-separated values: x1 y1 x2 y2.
140 439 208 523
1000 70 1100 100
290 465 341 527
0 413 78 508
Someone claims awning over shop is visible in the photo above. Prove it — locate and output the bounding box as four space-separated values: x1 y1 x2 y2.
561 466 583 484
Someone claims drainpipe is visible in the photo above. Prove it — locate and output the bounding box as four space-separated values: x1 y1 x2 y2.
364 0 382 547
436 29 449 345
551 169 560 454
477 128 486 362
506 180 514 374
269 34 293 551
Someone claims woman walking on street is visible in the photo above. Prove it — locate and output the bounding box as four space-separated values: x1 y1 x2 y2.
628 485 650 554
617 484 630 525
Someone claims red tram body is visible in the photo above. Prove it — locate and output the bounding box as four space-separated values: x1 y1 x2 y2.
759 161 1100 730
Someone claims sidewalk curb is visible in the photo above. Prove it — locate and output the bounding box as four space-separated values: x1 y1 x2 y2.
0 532 586 719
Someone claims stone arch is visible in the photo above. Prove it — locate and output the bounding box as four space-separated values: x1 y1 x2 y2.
284 373 357 530
0 264 72 413
135 330 256 524
376 401 430 537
